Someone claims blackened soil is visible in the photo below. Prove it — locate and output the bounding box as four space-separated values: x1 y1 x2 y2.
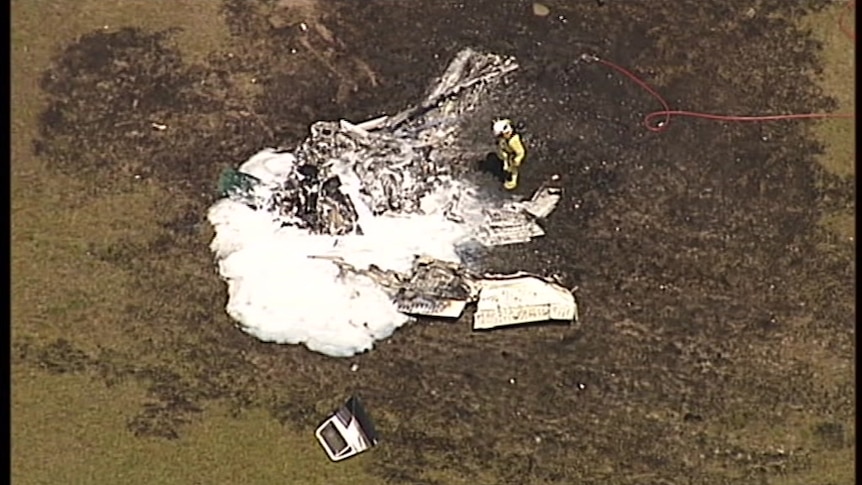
22 1 855 484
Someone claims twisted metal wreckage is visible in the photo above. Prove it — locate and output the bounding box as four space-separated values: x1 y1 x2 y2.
219 48 578 330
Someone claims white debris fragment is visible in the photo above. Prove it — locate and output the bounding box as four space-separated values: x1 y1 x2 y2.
532 2 550 17
315 396 379 462
520 186 562 219
473 274 577 330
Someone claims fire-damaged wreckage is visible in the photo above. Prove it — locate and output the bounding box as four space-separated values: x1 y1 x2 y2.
219 48 578 331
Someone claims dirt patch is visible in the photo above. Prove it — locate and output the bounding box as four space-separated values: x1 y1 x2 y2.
13 0 855 484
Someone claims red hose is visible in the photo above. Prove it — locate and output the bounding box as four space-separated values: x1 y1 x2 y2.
588 1 856 133
839 0 856 41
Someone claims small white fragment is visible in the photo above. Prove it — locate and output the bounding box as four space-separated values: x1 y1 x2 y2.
151 122 167 131
509 378 516 384
350 363 359 372
532 3 550 17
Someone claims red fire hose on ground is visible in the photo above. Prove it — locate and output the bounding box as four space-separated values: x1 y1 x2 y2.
584 1 855 133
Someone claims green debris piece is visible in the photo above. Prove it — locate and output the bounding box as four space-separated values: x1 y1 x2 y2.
217 167 262 199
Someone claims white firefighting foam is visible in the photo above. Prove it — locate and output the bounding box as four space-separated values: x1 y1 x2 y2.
207 151 490 357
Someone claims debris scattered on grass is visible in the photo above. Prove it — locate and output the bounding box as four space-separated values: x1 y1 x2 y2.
208 48 577 357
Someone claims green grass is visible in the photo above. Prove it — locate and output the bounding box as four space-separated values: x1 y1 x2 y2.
798 4 856 241
11 370 372 485
10 0 229 348
802 5 856 177
788 11 856 485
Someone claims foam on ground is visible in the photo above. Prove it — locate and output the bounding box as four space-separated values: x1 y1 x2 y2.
207 151 491 357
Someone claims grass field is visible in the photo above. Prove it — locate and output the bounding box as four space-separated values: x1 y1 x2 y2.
12 1 855 484
801 3 856 241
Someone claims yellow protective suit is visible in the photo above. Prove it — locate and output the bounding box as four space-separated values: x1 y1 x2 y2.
497 132 526 190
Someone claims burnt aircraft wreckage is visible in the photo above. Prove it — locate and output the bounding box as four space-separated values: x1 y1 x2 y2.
216 48 577 330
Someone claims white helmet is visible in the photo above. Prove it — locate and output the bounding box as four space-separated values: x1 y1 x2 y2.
493 119 513 136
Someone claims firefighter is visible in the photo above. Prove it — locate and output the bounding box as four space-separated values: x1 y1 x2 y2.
493 119 526 190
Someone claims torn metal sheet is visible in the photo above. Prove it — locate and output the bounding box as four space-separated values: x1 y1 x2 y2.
443 188 554 247
399 257 475 300
520 186 563 219
311 255 469 319
474 209 546 246
472 274 577 330
321 254 577 327
389 257 476 318
396 298 468 319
